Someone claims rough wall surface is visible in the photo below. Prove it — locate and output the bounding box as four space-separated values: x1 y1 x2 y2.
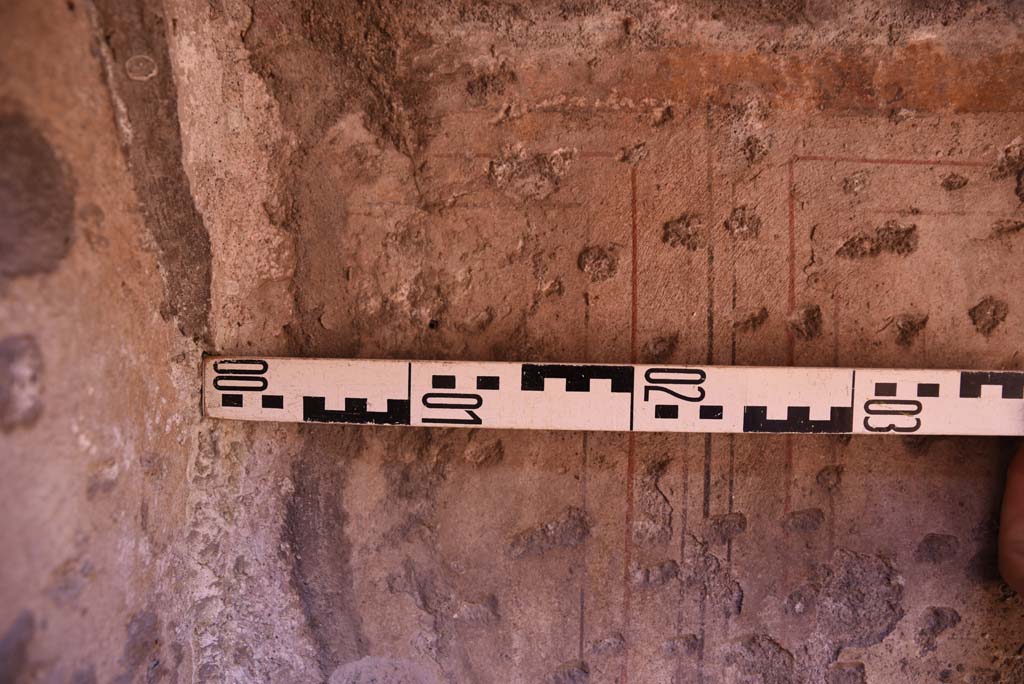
2 1 1024 682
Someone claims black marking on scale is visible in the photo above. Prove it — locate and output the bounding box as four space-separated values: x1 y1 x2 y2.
213 358 269 408
262 395 284 409
626 387 634 430
432 375 456 389
699 405 723 420
874 382 897 397
213 359 268 374
917 383 940 398
421 393 483 425
959 371 1024 399
303 396 411 425
629 381 635 431
477 376 500 390
655 405 678 419
743 405 854 434
222 393 243 407
521 364 634 393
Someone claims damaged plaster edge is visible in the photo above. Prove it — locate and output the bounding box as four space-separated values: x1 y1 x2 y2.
161 0 298 354
83 0 213 346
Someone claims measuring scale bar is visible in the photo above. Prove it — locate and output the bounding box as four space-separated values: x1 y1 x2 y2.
204 357 1024 436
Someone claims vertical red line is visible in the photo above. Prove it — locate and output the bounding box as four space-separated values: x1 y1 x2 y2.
784 158 796 517
673 434 691 684
828 296 840 558
701 100 715 520
786 157 796 365
579 173 596 663
832 294 840 365
579 255 592 663
622 433 635 683
630 166 639 364
621 165 639 684
696 97 714 684
578 432 589 660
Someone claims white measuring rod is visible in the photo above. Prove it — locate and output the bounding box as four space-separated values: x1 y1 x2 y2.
203 357 1024 436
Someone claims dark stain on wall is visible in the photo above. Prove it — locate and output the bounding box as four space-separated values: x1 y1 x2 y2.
0 611 35 683
284 428 367 678
0 107 75 281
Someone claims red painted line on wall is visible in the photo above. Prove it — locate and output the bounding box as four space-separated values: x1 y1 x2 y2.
786 157 797 365
630 166 639 365
622 432 636 683
784 158 798 518
621 165 639 684
795 154 989 168
578 432 589 661
860 209 1014 217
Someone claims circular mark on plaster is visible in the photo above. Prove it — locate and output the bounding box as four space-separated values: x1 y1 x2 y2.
641 334 679 363
784 585 816 616
787 305 823 341
663 633 701 657
709 511 748 545
818 550 905 650
0 335 45 432
0 108 74 280
723 205 761 239
588 632 625 656
741 135 770 164
661 214 704 250
578 245 618 282
842 170 869 195
894 312 928 347
914 533 960 564
968 296 1008 336
733 306 769 333
124 54 158 81
783 508 824 534
816 464 844 492
464 437 503 466
916 606 961 654
940 173 969 191
487 146 575 202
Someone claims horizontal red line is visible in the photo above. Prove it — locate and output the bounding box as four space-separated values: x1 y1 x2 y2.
858 209 1022 217
430 151 619 160
795 155 989 168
